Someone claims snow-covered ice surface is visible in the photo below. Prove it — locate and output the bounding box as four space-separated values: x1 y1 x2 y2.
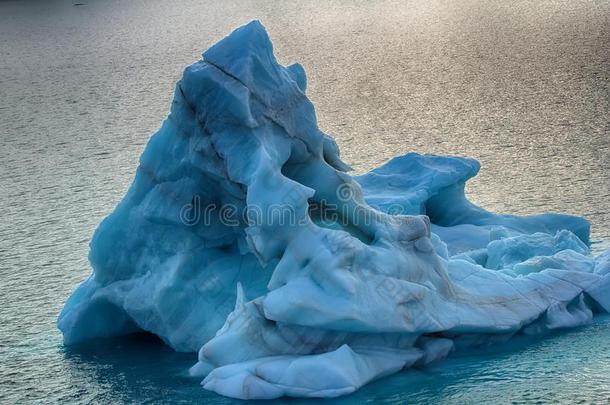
58 21 610 400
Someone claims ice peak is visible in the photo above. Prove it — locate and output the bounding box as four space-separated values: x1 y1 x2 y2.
203 20 278 90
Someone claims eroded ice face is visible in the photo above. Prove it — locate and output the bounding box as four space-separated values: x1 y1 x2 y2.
58 20 610 400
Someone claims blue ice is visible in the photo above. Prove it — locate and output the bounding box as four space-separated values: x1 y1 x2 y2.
58 21 610 400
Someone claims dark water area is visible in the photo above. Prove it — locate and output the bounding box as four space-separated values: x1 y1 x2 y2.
1 0 608 403
43 317 610 403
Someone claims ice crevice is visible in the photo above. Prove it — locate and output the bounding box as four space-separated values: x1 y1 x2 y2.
58 20 610 399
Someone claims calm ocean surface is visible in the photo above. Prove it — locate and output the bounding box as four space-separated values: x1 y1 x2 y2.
1 0 608 403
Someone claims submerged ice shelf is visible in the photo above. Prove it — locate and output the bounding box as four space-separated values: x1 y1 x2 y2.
58 21 610 400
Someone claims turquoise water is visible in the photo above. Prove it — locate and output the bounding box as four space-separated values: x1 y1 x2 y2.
1 0 609 403
50 317 610 403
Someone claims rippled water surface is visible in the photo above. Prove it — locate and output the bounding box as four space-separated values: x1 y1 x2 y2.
1 0 608 403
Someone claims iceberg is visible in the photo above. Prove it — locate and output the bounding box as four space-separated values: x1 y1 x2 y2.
58 21 610 400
